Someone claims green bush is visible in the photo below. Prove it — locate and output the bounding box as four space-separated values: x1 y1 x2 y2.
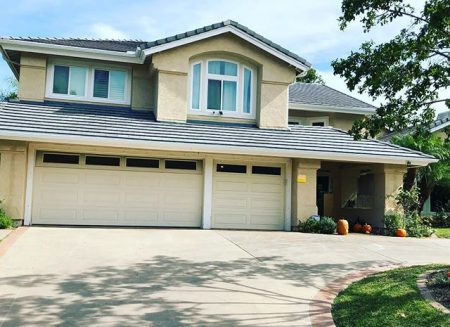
384 212 433 237
431 210 450 227
0 201 13 229
299 216 336 234
384 212 404 235
405 213 434 237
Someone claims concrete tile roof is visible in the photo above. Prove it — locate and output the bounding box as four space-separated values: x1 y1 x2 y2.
289 83 375 110
0 101 434 165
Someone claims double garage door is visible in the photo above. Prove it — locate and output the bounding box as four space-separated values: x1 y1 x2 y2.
32 152 285 230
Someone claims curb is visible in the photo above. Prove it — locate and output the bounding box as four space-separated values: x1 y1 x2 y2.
417 271 450 314
309 264 401 327
0 227 28 257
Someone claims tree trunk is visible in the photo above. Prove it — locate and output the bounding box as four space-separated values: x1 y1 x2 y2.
403 167 417 191
418 177 433 213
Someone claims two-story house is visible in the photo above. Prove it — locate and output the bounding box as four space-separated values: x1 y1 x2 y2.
0 21 435 231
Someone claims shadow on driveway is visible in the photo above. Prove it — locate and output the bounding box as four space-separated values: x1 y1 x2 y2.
0 255 390 326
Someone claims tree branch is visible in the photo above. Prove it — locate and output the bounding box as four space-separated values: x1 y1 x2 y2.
422 99 450 106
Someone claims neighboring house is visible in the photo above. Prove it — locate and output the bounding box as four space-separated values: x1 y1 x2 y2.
0 20 435 231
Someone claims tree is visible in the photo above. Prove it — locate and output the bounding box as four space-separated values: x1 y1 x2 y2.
392 131 450 212
296 68 325 84
0 77 18 102
332 0 450 139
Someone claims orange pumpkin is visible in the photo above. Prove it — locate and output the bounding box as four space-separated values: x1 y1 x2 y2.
352 223 363 233
362 224 372 234
337 219 349 235
395 228 407 237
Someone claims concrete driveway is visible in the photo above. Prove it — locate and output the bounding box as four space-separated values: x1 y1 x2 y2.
0 227 449 326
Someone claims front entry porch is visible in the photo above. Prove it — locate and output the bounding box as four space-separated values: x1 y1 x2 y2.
291 159 407 230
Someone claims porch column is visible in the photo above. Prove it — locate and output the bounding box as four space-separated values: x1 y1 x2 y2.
292 159 321 227
202 157 213 229
382 164 408 214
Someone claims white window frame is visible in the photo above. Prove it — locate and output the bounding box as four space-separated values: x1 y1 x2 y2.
306 116 329 126
189 58 256 119
46 59 132 105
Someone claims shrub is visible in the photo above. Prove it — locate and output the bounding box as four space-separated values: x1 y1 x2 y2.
299 216 336 234
0 201 13 229
405 213 434 238
384 212 404 235
384 212 433 237
431 210 450 228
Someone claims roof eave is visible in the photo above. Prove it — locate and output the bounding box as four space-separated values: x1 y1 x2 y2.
0 130 435 167
142 25 311 72
430 120 450 133
0 39 143 64
289 102 376 115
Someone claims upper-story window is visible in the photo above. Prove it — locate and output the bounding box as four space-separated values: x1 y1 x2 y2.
46 60 131 105
190 59 255 118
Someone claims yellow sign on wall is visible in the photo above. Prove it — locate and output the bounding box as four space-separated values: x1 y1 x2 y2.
297 174 307 183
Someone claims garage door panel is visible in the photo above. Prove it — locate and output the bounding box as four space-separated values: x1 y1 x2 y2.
33 163 202 227
39 169 80 184
36 208 78 223
212 163 285 231
37 188 79 203
214 197 248 209
85 172 121 186
214 213 247 226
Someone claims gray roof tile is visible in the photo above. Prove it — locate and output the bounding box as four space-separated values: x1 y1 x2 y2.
5 37 144 52
4 20 311 68
0 101 433 163
289 82 375 109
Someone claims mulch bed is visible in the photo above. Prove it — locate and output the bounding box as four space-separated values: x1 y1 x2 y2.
426 270 450 309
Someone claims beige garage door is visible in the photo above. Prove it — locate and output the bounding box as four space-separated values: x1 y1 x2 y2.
32 152 203 227
212 162 285 230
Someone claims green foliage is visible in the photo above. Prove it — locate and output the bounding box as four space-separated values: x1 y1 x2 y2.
435 228 450 238
0 201 13 229
384 212 404 235
393 133 450 211
405 213 434 237
333 0 450 139
332 265 450 327
299 216 336 234
431 210 450 228
395 185 420 215
0 77 18 102
296 68 325 84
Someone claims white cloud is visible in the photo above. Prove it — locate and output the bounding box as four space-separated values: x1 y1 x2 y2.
89 23 128 40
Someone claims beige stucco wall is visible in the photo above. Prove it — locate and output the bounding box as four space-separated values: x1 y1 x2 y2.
288 109 363 131
152 33 296 127
291 159 321 226
131 63 153 110
0 141 27 220
18 53 47 102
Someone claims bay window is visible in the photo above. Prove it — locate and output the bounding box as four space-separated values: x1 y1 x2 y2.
190 59 255 118
47 60 130 105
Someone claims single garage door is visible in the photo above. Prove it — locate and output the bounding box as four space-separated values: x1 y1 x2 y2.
32 152 203 227
212 162 285 230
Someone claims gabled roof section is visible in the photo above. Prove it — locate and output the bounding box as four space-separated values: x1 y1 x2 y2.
0 101 435 166
0 20 310 71
4 37 144 52
141 20 311 71
289 82 376 115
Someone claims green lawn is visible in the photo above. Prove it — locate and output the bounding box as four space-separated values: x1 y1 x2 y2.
332 265 450 327
435 228 450 238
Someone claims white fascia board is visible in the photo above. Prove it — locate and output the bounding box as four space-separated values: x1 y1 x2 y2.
430 121 450 133
0 131 437 166
142 26 310 72
0 39 143 64
289 103 376 115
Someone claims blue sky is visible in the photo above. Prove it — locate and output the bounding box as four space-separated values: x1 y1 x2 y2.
0 0 447 112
